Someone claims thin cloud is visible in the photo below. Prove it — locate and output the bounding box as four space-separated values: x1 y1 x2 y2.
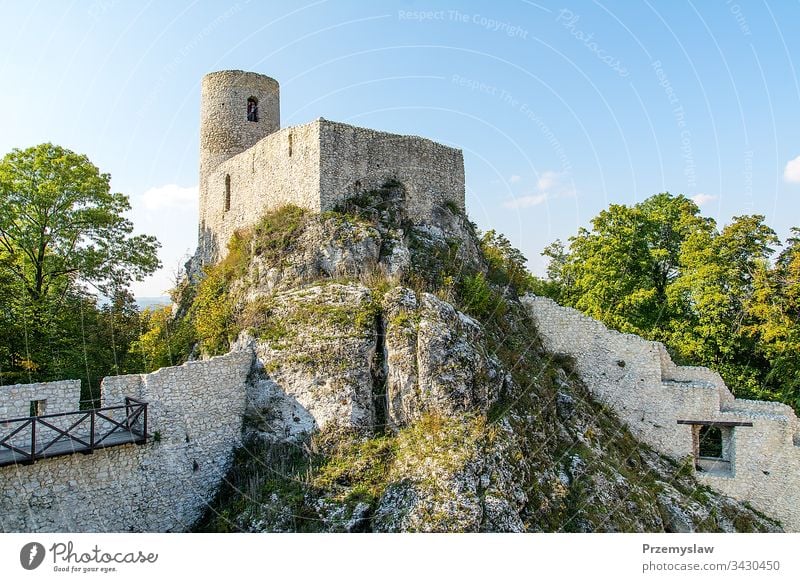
503 193 548 209
784 155 800 183
509 174 522 183
503 170 574 210
536 170 563 191
691 193 718 206
141 184 198 210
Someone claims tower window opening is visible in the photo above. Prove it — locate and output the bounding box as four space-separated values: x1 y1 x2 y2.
247 97 259 122
288 133 293 157
224 175 231 212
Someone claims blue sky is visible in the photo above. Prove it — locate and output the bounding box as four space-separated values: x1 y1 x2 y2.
1 0 799 297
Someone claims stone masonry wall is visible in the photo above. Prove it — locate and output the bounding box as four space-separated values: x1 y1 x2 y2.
0 350 252 532
200 120 321 263
0 380 81 419
199 119 466 264
317 119 466 217
523 295 800 531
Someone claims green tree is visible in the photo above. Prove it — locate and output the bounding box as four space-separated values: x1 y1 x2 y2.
559 193 712 337
480 229 534 293
0 143 160 386
748 228 800 406
0 143 160 305
672 215 778 397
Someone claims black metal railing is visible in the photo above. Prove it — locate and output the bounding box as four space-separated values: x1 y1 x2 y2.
0 397 148 466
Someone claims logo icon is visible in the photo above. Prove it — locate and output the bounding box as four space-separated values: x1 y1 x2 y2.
20 542 46 570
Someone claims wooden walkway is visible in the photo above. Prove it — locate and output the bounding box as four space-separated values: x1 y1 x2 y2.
0 397 148 467
0 430 145 467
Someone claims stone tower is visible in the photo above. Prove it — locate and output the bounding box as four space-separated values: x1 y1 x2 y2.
199 70 280 255
194 69 465 267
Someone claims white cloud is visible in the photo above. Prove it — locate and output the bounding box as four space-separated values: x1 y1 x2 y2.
502 193 548 209
509 174 521 184
141 184 198 210
784 155 800 183
536 170 563 191
502 170 574 210
691 193 718 206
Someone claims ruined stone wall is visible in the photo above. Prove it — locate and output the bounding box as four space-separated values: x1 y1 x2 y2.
523 295 800 531
0 380 81 419
0 380 85 452
0 350 252 532
199 118 466 265
199 120 321 263
318 119 465 218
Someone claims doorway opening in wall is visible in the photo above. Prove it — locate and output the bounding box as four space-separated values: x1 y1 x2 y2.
29 399 46 417
695 423 733 476
678 419 751 477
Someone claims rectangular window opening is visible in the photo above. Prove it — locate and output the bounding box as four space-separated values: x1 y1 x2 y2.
224 174 231 213
693 424 733 475
698 424 724 458
30 399 46 417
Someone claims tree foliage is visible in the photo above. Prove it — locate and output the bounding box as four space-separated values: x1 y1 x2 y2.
541 192 797 409
0 144 161 397
0 143 160 302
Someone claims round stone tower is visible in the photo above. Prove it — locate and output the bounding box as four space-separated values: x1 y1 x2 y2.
199 70 280 175
198 70 279 262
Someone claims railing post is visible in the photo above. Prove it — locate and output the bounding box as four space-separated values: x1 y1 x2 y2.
90 410 95 452
30 417 36 463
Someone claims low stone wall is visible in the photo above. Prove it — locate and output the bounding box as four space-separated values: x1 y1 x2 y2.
523 295 800 531
0 380 81 418
0 350 252 532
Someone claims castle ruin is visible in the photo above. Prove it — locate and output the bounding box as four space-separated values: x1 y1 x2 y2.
198 70 465 264
1 70 797 532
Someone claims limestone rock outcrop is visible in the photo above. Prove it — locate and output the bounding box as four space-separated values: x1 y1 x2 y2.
193 200 781 533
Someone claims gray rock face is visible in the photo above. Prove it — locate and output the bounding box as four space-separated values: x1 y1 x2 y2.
244 284 378 438
382 287 503 428
195 206 782 534
240 215 382 296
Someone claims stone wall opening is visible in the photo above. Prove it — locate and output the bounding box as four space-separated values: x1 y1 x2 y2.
691 423 734 476
247 97 258 122
29 399 46 417
699 425 724 458
224 174 231 213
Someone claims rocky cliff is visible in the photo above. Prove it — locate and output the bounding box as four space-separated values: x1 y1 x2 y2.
182 183 779 532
